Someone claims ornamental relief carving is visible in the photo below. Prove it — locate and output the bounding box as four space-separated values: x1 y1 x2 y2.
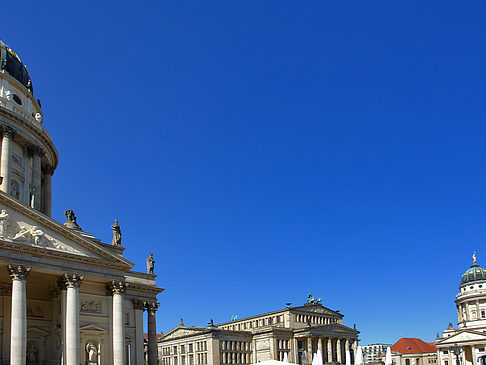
80 300 102 314
0 208 82 254
27 304 43 318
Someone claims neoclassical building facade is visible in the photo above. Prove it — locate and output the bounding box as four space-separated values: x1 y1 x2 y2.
436 255 486 365
158 301 359 365
0 40 163 364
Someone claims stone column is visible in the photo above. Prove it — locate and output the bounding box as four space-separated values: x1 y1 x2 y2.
30 146 44 210
318 338 323 363
327 339 333 363
292 338 299 364
344 340 349 364
307 338 313 365
60 273 84 365
145 300 160 365
111 281 127 365
133 299 145 365
336 339 341 364
8 265 30 365
0 127 15 193
42 165 54 217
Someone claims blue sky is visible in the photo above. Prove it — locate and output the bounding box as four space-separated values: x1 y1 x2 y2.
2 1 486 344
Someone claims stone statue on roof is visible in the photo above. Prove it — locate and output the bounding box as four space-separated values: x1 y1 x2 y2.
112 219 122 246
64 209 81 230
306 293 322 304
147 253 155 274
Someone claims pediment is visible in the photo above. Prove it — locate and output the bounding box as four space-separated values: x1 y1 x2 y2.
80 324 107 333
293 305 341 317
163 326 208 341
438 330 486 345
315 323 357 334
0 193 133 270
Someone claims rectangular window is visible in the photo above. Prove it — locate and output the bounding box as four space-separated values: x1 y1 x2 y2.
181 356 186 365
189 344 193 353
174 357 178 365
181 345 185 354
189 355 194 365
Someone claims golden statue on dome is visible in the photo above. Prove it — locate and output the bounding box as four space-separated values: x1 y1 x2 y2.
473 251 477 264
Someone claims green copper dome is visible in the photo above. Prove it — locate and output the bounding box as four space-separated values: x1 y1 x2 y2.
0 40 33 94
461 263 486 284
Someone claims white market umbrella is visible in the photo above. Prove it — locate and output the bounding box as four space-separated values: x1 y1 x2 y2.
346 349 352 365
354 346 364 365
385 347 393 365
283 353 289 363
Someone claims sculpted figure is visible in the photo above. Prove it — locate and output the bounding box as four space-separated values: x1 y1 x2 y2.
30 186 35 208
9 182 18 199
30 226 45 246
86 342 98 364
27 344 38 364
147 253 155 274
0 209 10 238
112 219 122 245
64 209 81 230
13 226 30 242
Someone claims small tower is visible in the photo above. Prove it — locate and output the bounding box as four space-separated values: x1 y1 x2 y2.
0 40 58 216
456 252 486 329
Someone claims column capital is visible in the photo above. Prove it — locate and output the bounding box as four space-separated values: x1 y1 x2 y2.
59 273 84 289
42 165 55 175
7 265 30 281
1 126 15 139
31 145 45 157
110 280 127 295
144 300 159 312
133 299 145 310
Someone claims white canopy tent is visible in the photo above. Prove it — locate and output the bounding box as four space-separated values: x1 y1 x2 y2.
251 360 299 365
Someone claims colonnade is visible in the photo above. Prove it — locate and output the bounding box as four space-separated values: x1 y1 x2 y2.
293 336 357 365
6 265 159 365
0 125 54 216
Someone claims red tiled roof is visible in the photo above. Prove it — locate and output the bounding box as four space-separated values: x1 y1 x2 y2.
144 333 163 341
391 338 436 354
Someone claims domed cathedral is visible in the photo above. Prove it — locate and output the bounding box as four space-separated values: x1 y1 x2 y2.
436 253 486 365
0 40 163 365
0 40 56 216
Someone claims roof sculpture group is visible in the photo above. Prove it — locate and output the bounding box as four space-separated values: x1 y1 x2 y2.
306 293 322 304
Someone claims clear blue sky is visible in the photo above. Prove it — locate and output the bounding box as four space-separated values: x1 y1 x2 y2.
2 1 486 345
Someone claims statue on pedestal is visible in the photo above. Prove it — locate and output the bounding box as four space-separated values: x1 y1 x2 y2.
111 219 122 246
147 253 155 274
64 209 81 230
0 209 10 238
